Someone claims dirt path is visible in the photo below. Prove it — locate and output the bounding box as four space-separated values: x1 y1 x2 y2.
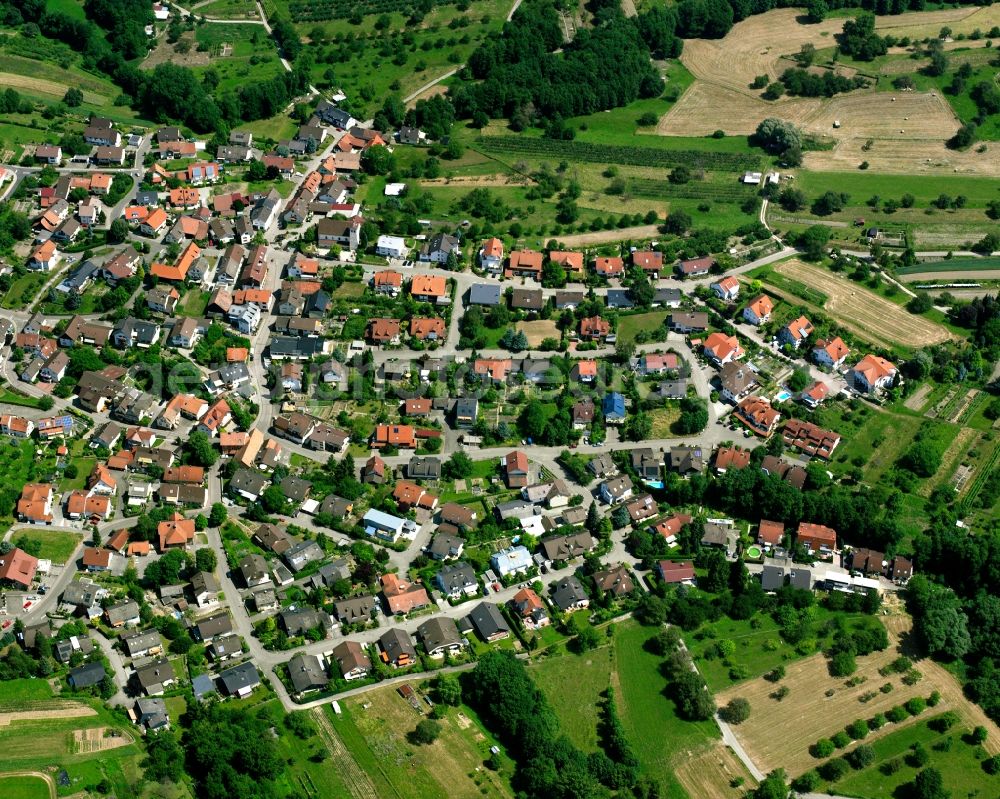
903 383 932 411
311 707 378 799
0 771 55 799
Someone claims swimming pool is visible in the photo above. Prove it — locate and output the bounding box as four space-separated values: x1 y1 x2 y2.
775 390 792 402
645 480 665 490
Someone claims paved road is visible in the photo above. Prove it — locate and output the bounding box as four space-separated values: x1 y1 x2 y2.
403 68 461 105
717 714 765 781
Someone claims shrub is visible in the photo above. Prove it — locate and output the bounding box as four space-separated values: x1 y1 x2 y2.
983 755 1000 774
819 757 850 781
832 731 852 748
829 651 857 677
971 726 988 745
881 757 904 775
719 698 751 724
811 739 835 758
880 683 893 694
847 719 869 740
764 665 786 683
907 742 930 768
848 744 876 769
929 712 958 732
791 771 820 792
905 697 927 716
888 706 909 723
927 691 942 707
869 714 888 731
770 685 790 701
902 669 923 686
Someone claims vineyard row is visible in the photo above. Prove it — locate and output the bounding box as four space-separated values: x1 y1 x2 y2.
627 178 754 203
476 136 762 171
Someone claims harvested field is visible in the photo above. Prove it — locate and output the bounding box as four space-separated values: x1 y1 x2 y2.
72 726 132 754
770 259 954 347
803 133 1000 175
674 741 757 799
903 383 932 412
515 320 560 347
803 91 957 140
658 83 823 136
0 73 106 105
716 614 998 777
679 10 844 94
874 4 1000 40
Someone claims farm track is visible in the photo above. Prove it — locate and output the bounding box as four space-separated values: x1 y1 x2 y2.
311 706 378 799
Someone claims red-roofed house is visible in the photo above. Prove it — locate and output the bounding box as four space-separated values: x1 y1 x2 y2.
410 274 447 302
658 560 695 585
796 522 837 557
380 573 431 615
801 381 829 408
779 316 814 350
372 424 416 449
579 316 611 342
710 275 740 301
676 256 714 277
17 484 53 524
714 446 751 473
503 450 530 488
474 358 513 384
703 332 744 366
758 519 785 548
479 237 504 274
632 250 663 278
735 396 781 437
594 256 624 277
549 251 584 274
813 337 850 369
158 513 195 551
653 513 692 545
743 294 774 326
506 249 543 280
850 354 897 393
0 548 39 588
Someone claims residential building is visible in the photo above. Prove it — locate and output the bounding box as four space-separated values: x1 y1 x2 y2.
743 294 774 326
779 316 814 349
782 418 841 459
703 332 744 366
850 354 897 393
436 561 479 600
418 616 465 657
797 522 838 557
550 575 589 612
813 337 850 368
710 275 740 300
378 628 417 668
735 396 781 437
331 641 371 680
467 602 510 642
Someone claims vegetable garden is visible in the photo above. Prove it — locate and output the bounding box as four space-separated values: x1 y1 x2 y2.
627 177 757 203
476 136 762 171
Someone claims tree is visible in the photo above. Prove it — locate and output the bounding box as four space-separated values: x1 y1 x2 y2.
184 431 218 467
194 547 217 573
443 452 474 479
798 225 831 260
246 159 267 181
361 145 395 175
142 731 185 782
672 670 715 720
719 697 751 724
675 397 708 434
751 770 789 799
435 674 462 706
787 368 811 392
907 292 933 314
663 209 691 235
411 718 441 744
912 767 949 799
829 650 856 677
753 118 802 154
805 0 827 22
63 87 84 107
108 217 130 244
261 485 288 515
208 502 227 527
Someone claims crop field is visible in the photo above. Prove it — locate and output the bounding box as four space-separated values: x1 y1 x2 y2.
673 743 757 799
871 4 1000 40
716 614 1000 777
769 259 954 348
327 688 512 799
898 256 1000 281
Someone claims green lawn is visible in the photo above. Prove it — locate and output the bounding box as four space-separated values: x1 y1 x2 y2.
794 170 1000 209
12 529 82 563
613 620 720 799
177 289 211 318
828 716 996 799
0 679 53 705
2 273 49 310
617 311 669 344
0 775 50 799
0 388 47 409
529 646 614 752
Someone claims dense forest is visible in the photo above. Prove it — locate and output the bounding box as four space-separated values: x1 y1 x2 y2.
0 0 310 132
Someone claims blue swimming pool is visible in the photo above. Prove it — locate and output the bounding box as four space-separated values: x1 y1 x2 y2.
645 480 665 490
775 390 792 402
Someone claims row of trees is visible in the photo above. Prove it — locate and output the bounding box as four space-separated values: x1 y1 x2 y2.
452 1 666 124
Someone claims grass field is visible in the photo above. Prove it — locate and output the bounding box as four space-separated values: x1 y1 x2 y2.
11 528 82 563
617 311 668 344
515 319 559 347
529 646 614 752
325 687 513 799
649 405 682 438
176 289 211 318
0 775 50 799
828 716 998 798
614 620 721 798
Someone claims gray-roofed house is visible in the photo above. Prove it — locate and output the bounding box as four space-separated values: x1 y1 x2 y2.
407 456 441 480
134 697 170 731
121 629 162 659
379 628 418 668
284 539 324 572
541 533 595 562
68 662 106 689
105 600 141 628
454 397 478 428
435 561 479 600
467 602 510 642
192 673 217 701
190 571 219 607
551 575 590 612
701 523 731 550
428 532 466 561
208 634 242 662
670 446 705 476
631 448 662 481
288 652 328 696
219 661 260 698
239 554 270 588
333 596 376 625
135 659 176 696
281 607 326 636
418 616 466 657
194 612 233 642
510 288 543 311
468 284 501 306
761 562 787 592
